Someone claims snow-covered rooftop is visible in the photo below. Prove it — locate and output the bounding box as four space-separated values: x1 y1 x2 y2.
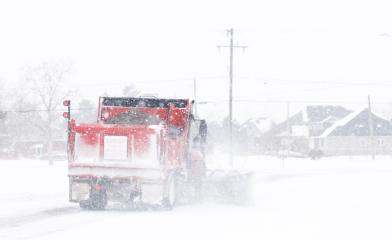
240 118 273 135
320 108 365 138
319 108 390 138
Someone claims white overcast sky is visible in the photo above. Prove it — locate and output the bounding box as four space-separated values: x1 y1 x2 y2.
1 0 392 121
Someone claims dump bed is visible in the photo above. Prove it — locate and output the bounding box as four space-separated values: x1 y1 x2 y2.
67 97 194 178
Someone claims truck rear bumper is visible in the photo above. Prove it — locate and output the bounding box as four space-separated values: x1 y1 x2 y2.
68 165 167 205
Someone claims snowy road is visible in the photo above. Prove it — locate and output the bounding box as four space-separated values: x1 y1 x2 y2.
2 156 392 240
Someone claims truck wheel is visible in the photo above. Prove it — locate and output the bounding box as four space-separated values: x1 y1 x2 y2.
91 191 107 210
79 201 91 210
79 191 107 210
162 176 176 210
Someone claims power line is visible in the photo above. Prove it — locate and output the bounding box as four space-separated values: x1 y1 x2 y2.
4 77 392 93
4 98 392 114
257 79 392 87
1 108 96 113
198 99 392 104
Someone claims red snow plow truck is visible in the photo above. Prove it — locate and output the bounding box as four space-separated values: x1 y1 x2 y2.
63 97 251 210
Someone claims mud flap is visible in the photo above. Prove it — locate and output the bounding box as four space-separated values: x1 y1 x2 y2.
79 190 107 210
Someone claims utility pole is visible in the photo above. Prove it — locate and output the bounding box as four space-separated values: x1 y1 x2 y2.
193 78 198 116
368 95 375 160
218 28 247 167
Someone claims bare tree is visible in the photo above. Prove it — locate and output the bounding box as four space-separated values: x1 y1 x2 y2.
23 61 73 156
6 95 41 140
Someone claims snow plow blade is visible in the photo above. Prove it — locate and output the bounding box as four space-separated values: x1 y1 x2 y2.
202 170 253 205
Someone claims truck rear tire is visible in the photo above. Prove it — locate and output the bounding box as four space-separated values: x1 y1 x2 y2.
79 191 107 210
162 176 176 209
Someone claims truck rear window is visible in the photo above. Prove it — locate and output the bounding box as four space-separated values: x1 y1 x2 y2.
102 97 188 108
104 109 163 125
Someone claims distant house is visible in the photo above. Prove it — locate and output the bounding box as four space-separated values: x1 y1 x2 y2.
265 106 392 157
240 118 273 138
268 105 350 137
238 117 274 153
263 105 351 155
239 118 273 153
315 108 392 156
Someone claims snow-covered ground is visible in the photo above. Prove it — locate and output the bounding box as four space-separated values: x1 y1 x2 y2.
2 155 392 240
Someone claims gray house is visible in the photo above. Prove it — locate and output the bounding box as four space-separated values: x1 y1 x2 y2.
263 105 351 156
313 108 392 156
263 105 392 157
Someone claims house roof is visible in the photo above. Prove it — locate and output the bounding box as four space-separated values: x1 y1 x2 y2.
320 108 392 137
240 118 273 136
320 108 364 138
250 118 272 133
267 105 351 136
306 105 350 122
